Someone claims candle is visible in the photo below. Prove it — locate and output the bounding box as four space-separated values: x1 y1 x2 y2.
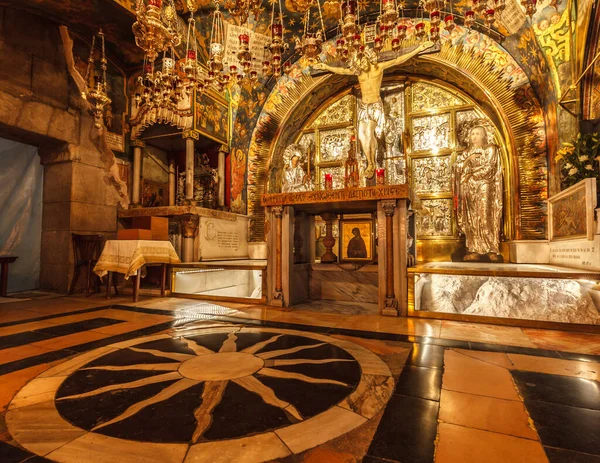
376 168 385 185
325 173 333 190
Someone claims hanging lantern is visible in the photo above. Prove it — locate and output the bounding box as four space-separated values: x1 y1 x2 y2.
430 25 440 41
484 8 496 27
237 33 252 73
464 10 476 27
132 0 181 63
391 36 401 51
444 14 455 31
283 61 292 74
397 23 408 40
430 10 441 26
415 21 426 38
82 29 112 129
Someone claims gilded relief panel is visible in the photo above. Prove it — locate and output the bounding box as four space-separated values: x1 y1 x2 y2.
416 199 453 237
308 95 355 129
412 83 465 112
412 156 452 195
411 113 451 153
320 128 353 162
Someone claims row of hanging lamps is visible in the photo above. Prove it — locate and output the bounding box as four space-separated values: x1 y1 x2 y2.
82 29 112 128
295 0 326 63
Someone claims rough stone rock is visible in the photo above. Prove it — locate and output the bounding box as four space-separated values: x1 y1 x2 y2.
463 277 600 324
418 274 485 313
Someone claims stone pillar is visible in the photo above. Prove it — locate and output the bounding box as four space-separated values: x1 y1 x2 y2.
182 130 199 203
218 144 228 208
272 206 284 305
320 212 338 263
181 216 199 263
381 200 399 316
168 154 176 206
130 139 145 207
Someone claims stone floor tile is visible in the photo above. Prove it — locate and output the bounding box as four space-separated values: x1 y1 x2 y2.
544 446 600 463
435 423 548 463
440 321 536 347
451 348 514 369
508 353 600 381
439 389 539 440
442 350 521 401
523 329 600 355
394 365 443 401
512 370 600 410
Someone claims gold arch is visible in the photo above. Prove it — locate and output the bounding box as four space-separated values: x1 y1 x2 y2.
248 43 547 242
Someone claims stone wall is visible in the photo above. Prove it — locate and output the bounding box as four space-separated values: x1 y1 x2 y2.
0 7 127 292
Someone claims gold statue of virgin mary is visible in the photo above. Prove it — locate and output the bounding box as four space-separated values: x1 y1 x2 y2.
452 121 503 262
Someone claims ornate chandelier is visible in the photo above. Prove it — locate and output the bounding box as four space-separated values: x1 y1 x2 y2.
82 29 112 129
224 0 262 25
133 1 206 111
132 0 181 63
295 0 326 63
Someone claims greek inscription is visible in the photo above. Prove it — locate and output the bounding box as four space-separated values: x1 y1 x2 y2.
217 231 239 250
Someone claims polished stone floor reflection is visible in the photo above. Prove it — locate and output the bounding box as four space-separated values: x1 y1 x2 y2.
0 294 599 462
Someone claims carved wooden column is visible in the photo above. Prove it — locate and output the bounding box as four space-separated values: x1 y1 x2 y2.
181 216 199 263
182 130 199 203
168 154 176 206
320 212 338 263
294 212 305 264
217 144 228 209
130 139 145 207
272 206 284 304
381 200 398 316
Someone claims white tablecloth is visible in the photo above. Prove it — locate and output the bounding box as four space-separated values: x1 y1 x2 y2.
94 240 181 279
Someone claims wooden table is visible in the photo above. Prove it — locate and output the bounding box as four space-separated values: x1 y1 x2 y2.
94 240 181 302
0 256 18 297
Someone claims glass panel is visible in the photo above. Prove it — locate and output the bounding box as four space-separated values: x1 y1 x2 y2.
173 268 263 299
411 82 465 112
308 94 355 128
412 113 451 153
415 199 453 236
318 166 345 189
319 128 352 162
412 155 452 194
414 270 600 325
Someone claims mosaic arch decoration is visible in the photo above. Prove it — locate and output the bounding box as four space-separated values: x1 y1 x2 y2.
247 30 547 242
7 327 393 462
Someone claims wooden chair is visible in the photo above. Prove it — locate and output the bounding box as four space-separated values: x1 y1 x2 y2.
68 234 117 296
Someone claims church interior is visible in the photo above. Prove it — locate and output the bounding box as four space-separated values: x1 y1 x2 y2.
0 0 599 461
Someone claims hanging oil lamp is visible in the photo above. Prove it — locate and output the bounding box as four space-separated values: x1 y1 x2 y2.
82 29 112 129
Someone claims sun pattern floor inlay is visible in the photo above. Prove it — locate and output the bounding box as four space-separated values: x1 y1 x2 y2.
7 326 394 463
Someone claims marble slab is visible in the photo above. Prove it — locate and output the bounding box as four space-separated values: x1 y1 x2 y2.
508 240 550 264
198 216 249 260
310 269 379 304
549 235 600 271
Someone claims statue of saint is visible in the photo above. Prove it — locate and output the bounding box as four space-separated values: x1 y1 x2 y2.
313 41 434 178
452 123 503 262
282 144 310 193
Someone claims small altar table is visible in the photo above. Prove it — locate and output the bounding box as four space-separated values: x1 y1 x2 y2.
94 240 181 302
261 185 412 316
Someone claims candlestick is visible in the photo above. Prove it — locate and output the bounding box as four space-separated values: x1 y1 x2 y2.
376 168 385 185
324 173 333 190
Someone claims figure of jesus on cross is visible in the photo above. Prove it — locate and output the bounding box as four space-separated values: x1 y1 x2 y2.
313 41 435 179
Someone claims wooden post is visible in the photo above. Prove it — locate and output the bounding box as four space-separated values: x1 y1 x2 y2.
272 206 284 305
381 200 399 316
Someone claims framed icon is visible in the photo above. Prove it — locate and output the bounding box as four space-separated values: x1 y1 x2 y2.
339 219 374 262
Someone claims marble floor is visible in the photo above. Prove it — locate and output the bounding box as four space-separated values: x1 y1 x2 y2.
0 294 599 463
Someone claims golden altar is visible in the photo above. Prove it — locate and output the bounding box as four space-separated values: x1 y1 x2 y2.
261 185 413 316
